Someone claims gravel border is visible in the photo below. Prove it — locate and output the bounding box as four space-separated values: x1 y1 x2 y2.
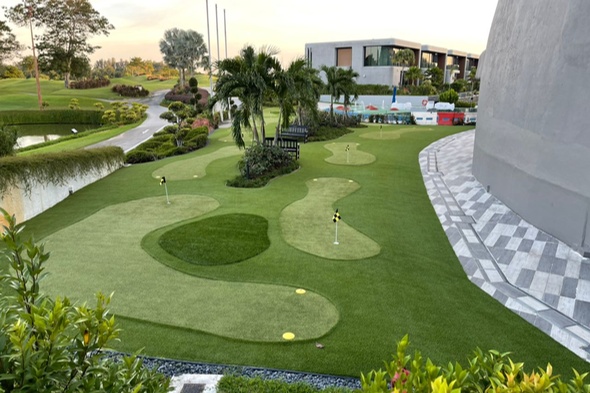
104 351 361 390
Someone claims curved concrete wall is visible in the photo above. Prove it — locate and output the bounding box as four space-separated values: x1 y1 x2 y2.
473 0 590 252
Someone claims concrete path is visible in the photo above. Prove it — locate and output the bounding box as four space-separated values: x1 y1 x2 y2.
420 129 590 361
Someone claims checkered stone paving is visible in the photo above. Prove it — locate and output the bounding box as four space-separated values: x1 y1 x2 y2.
420 129 590 361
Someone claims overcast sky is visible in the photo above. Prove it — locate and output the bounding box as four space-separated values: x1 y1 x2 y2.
7 0 499 66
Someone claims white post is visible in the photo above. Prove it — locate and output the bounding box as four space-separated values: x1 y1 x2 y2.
164 183 170 205
334 221 339 245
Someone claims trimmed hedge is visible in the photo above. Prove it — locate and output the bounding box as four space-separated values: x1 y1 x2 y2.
125 129 208 164
0 146 124 197
0 110 104 125
217 375 352 393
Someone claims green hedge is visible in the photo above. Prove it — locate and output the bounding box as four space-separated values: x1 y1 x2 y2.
125 130 208 164
0 146 124 197
217 375 353 393
0 110 104 125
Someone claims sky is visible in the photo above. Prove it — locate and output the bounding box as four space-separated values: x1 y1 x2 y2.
6 0 499 67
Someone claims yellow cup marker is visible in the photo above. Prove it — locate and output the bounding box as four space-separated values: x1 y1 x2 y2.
295 288 306 294
282 332 295 340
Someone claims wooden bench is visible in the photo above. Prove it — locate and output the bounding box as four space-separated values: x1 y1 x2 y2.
280 125 308 143
264 137 300 160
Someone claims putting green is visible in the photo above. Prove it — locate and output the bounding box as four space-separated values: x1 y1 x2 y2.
42 195 339 342
324 142 375 165
158 213 270 266
360 126 434 140
152 145 241 181
280 178 381 260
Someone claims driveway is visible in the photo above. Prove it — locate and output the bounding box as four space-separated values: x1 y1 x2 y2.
86 90 169 153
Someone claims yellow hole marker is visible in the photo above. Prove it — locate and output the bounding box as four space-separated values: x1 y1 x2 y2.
193 175 198 178
295 288 306 294
282 332 295 340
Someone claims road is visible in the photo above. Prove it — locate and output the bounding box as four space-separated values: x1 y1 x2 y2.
86 90 169 153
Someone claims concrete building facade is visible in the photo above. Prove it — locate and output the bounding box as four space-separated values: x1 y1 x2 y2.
472 0 590 254
305 38 479 86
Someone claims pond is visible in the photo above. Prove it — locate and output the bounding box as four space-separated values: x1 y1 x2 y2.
15 123 98 148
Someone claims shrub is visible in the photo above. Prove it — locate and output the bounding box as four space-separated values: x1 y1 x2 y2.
0 146 124 197
455 100 477 108
0 209 171 392
217 375 353 393
125 149 157 164
359 335 590 393
111 84 149 97
438 88 459 105
0 110 103 125
69 77 110 89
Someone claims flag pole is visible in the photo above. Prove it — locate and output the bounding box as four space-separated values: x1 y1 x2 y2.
332 209 341 245
164 183 170 204
334 221 339 245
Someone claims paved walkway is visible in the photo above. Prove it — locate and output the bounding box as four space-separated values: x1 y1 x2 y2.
420 129 590 361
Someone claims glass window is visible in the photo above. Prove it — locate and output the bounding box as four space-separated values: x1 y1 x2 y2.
364 46 397 66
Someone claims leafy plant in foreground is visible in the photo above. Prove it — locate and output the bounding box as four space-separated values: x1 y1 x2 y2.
0 208 170 392
360 335 590 393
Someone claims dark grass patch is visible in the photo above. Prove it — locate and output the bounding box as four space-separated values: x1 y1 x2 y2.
158 214 270 266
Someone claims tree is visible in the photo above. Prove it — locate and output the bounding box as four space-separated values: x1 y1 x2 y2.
159 28 208 87
405 66 423 86
320 65 359 120
0 208 171 392
2 65 25 78
7 0 114 88
159 101 194 147
439 88 459 104
393 48 415 86
425 67 444 90
19 55 35 78
211 45 280 147
0 19 21 62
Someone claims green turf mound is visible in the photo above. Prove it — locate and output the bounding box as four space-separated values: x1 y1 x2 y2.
158 214 270 266
152 145 241 181
280 177 381 260
323 142 375 165
42 196 338 342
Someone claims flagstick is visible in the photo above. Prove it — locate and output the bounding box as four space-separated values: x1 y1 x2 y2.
334 221 339 245
164 183 170 204
346 150 349 164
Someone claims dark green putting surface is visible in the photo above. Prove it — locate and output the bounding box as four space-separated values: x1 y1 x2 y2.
159 214 270 266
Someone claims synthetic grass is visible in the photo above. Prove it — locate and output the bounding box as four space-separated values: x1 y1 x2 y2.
41 195 338 342
158 213 271 266
280 177 381 260
323 142 375 165
10 122 590 378
152 145 242 181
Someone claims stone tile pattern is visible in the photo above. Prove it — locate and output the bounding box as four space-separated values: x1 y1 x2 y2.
420 130 590 361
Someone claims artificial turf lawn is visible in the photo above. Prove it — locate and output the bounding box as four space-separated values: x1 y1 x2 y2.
158 213 271 266
323 142 375 165
11 122 590 378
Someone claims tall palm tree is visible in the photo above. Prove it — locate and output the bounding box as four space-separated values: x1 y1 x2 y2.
393 49 415 86
211 45 279 147
321 65 359 120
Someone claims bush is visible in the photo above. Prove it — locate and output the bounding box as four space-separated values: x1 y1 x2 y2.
0 110 103 125
359 335 590 393
125 149 157 164
111 84 149 97
226 144 298 188
308 126 353 142
69 77 111 89
217 375 352 393
0 146 124 197
438 88 459 104
455 100 477 108
0 209 171 392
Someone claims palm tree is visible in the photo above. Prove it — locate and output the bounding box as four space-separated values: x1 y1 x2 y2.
272 58 323 141
211 45 279 147
393 49 415 86
321 65 359 120
405 66 423 86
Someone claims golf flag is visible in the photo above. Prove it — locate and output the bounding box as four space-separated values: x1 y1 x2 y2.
345 145 349 152
333 209 341 223
160 176 166 185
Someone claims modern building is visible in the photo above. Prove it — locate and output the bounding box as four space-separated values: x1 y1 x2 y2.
304 38 479 86
473 0 590 254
